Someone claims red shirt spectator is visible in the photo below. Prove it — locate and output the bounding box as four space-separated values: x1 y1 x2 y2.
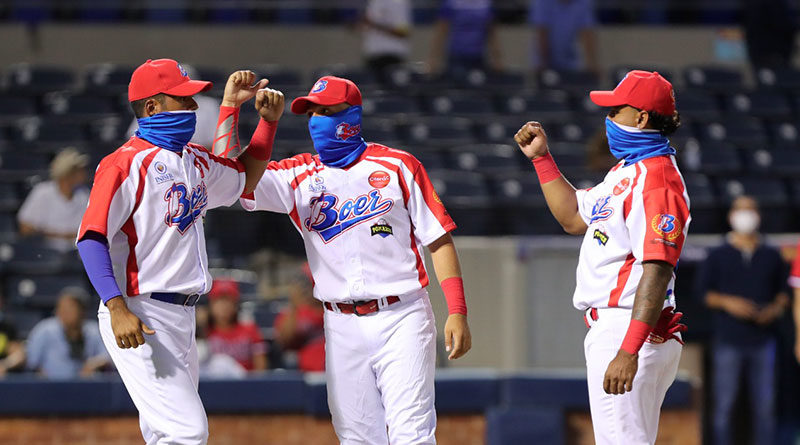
275 264 325 372
207 279 268 371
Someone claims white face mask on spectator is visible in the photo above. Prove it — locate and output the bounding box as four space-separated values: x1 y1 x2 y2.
729 209 760 234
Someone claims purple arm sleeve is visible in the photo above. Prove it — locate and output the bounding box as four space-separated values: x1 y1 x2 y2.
77 231 122 304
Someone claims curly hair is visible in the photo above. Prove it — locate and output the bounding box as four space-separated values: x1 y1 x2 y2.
646 110 681 136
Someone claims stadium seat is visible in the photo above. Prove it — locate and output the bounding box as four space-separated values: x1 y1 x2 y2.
42 92 116 121
0 210 17 238
675 91 720 120
681 173 721 233
449 69 527 91
254 65 304 91
551 119 603 143
473 116 526 144
0 150 50 172
486 406 564 445
4 307 45 338
87 116 127 143
499 90 572 121
767 121 800 149
744 148 800 177
536 69 599 93
76 0 123 21
755 67 800 91
488 172 563 235
143 0 189 22
7 272 89 309
447 144 523 174
683 65 744 92
420 93 495 117
693 118 767 148
721 91 792 120
5 64 76 95
427 170 494 235
0 95 37 124
362 95 420 118
401 117 476 148
609 65 674 84
679 139 742 175
83 64 135 95
0 181 21 210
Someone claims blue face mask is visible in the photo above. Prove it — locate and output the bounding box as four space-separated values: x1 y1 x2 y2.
135 111 197 153
309 106 368 168
605 117 675 165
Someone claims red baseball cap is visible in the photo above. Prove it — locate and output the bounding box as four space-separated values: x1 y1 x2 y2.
208 278 240 302
128 59 213 102
589 70 676 116
291 76 363 114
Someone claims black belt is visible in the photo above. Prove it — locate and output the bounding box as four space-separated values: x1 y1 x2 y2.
150 292 200 306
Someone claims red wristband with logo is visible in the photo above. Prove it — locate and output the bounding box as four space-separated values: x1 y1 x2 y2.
441 277 467 316
532 152 561 184
621 319 654 355
246 119 278 161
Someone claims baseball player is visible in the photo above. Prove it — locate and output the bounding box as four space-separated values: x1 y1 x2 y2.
223 76 472 445
514 70 689 444
76 59 285 444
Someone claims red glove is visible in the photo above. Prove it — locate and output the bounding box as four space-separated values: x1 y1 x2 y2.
651 306 687 345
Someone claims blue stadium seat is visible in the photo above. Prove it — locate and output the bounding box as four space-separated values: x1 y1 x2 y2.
77 0 123 21
675 91 720 120
254 65 304 91
18 117 87 144
488 172 563 234
745 148 800 177
83 64 135 94
547 142 591 175
42 92 115 120
427 170 493 235
718 177 790 232
143 0 189 22
449 69 526 91
362 95 420 117
486 406 564 445
551 119 603 143
401 117 475 147
192 66 228 90
5 64 76 95
421 93 495 117
767 121 800 149
447 144 523 174
0 181 21 210
473 116 526 144
0 210 17 238
87 116 127 144
679 140 742 175
755 67 800 91
721 91 792 120
683 65 744 92
609 65 674 84
536 69 599 92
207 0 251 22
499 90 572 121
4 308 44 339
7 272 89 309
681 174 722 233
0 151 50 172
693 118 767 147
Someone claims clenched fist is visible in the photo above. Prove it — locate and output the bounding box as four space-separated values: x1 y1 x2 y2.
221 70 269 108
514 121 550 160
255 88 285 122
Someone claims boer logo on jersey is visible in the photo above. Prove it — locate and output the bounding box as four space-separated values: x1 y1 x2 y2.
651 213 681 241
305 190 393 243
371 219 393 237
335 122 361 141
590 195 614 224
311 80 328 93
368 171 390 188
164 182 208 234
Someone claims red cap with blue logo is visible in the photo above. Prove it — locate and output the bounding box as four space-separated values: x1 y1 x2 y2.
291 76 363 114
128 59 213 102
589 70 676 116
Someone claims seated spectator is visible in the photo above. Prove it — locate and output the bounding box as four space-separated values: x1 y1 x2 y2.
0 295 25 376
275 264 325 372
17 147 89 252
207 279 268 372
26 287 109 379
428 0 502 75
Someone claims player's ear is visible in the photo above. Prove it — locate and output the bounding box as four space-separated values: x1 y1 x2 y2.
144 97 162 117
636 110 650 130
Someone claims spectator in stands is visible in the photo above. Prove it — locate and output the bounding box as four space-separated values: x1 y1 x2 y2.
206 279 268 372
275 264 325 372
698 195 789 445
0 295 25 377
428 0 503 75
528 0 599 73
17 147 89 252
25 287 109 379
360 0 412 84
125 64 221 148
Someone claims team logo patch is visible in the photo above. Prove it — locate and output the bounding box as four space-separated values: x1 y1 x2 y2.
368 171 390 189
335 122 361 141
164 182 208 234
311 80 328 93
177 63 188 78
612 177 630 196
370 219 393 237
308 175 326 192
651 213 681 241
305 190 394 243
589 196 614 224
153 161 174 184
593 229 609 246
433 190 443 205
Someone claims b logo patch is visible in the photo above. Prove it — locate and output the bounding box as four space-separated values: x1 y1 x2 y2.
368 171 390 188
651 214 681 241
311 80 328 93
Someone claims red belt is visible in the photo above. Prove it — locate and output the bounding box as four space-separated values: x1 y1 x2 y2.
324 296 401 316
583 307 599 328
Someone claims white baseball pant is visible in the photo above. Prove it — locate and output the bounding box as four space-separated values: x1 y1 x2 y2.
584 307 682 445
98 295 208 445
324 289 438 445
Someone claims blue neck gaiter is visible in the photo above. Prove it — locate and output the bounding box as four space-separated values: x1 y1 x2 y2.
309 106 368 168
605 117 675 165
135 111 197 153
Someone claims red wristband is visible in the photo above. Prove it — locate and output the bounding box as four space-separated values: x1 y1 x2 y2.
441 277 467 316
532 152 561 184
246 119 278 161
620 319 654 355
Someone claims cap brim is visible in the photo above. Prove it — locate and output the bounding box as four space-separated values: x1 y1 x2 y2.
589 90 626 108
290 95 344 114
163 80 213 98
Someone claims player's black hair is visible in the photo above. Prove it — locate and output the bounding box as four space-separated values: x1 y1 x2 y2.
130 93 167 118
646 110 681 136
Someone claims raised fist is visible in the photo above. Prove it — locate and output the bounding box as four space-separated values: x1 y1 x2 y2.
255 88 285 122
514 121 550 160
221 70 269 108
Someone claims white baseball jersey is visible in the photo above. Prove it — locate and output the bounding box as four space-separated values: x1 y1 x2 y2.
240 143 456 303
79 137 246 297
573 155 691 311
